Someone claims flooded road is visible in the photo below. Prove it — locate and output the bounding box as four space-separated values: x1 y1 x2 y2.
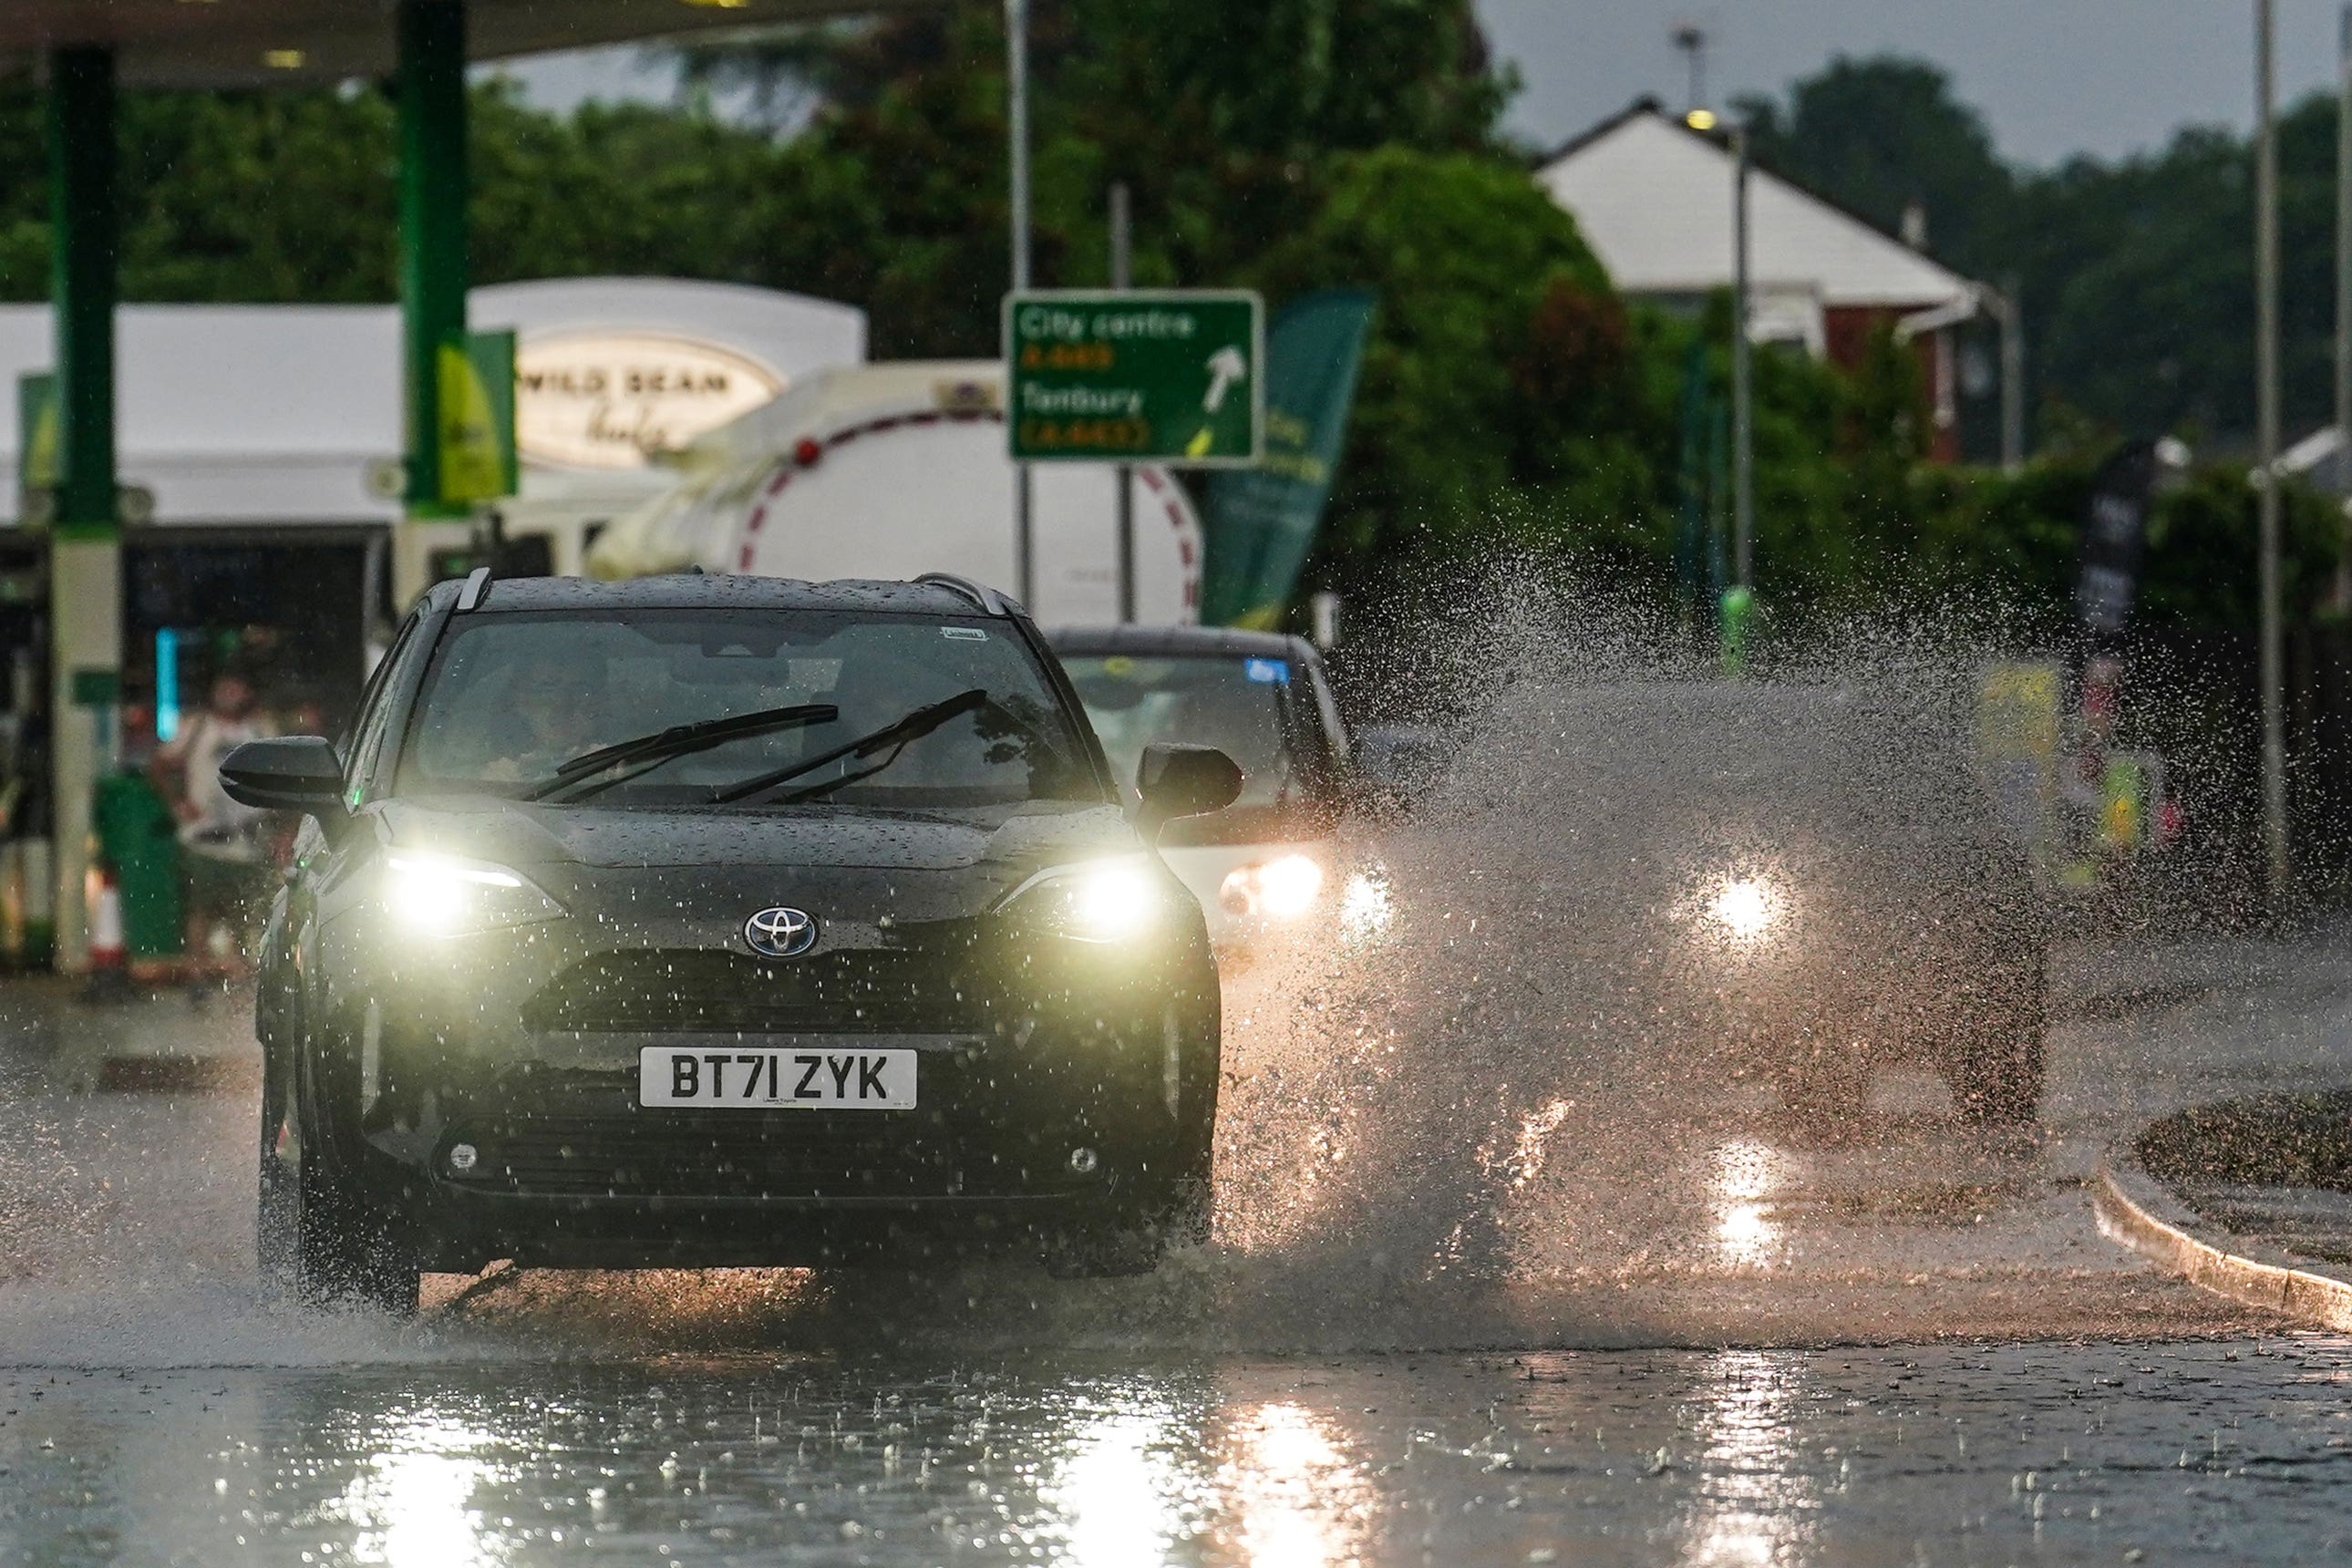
5 920 2352 1563
8 1338 2352 1566
11 627 2352 1562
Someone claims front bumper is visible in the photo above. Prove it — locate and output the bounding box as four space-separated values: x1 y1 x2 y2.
323 884 1213 1272
391 1033 1182 1271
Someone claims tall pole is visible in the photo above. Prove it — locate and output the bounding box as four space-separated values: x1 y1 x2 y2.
1731 123 1755 591
1999 275 2026 475
2257 0 2292 902
1672 26 1707 117
2336 4 2352 609
392 0 470 609
46 46 120 975
1006 0 1035 609
1109 181 1136 623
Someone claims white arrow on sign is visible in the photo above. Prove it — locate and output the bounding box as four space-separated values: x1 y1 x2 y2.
1202 346 1248 413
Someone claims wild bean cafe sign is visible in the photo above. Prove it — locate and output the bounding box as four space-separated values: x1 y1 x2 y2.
514 330 783 469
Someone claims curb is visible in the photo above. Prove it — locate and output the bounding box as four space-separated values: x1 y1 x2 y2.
2093 1150 2352 1331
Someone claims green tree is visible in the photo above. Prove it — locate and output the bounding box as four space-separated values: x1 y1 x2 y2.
1735 56 2013 275
1244 148 1638 580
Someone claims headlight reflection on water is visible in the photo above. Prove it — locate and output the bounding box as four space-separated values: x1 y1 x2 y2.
335 1416 511 1568
1049 1399 1198 1567
1682 1351 1820 1567
1219 1403 1372 1568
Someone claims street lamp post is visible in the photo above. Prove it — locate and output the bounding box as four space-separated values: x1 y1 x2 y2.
2256 0 2291 902
1983 278 2026 476
1109 181 1135 623
2336 3 2352 610
1731 121 1754 593
1006 0 1034 608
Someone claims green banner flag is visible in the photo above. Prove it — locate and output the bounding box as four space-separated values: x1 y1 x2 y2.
17 371 57 525
1200 290 1374 628
438 329 517 505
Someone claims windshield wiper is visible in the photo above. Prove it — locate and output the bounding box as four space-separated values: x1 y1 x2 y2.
525 702 838 802
709 689 989 806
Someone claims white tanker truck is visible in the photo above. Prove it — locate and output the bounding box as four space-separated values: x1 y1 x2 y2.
587 359 1203 624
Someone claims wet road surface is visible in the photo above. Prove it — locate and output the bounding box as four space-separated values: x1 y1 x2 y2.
3 921 2351 1563
8 1341 2352 1564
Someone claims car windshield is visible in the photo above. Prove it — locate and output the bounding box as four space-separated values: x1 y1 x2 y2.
1057 652 1309 811
397 608 1099 810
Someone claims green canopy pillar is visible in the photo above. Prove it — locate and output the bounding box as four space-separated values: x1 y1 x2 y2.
392 0 473 607
46 44 121 974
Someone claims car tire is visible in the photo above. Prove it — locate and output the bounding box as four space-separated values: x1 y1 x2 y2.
262 1038 420 1316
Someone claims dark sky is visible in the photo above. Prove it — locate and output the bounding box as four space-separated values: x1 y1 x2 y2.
1480 0 2349 166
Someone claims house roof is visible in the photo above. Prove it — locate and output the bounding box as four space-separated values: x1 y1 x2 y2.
1537 99 1979 314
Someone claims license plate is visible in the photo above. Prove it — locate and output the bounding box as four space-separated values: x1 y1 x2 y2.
637 1047 917 1109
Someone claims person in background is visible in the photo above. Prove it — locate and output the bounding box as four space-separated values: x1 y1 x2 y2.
150 673 273 979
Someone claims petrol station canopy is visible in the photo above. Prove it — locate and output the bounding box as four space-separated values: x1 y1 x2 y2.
0 0 878 88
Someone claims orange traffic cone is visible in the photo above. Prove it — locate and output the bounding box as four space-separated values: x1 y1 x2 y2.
84 865 130 1001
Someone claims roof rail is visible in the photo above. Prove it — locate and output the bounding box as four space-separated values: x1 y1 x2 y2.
456 565 493 612
915 573 1013 616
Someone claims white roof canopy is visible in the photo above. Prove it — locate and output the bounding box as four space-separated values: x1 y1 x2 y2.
1538 103 1979 314
0 276 865 527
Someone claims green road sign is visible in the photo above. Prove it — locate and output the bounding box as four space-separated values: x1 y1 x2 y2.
1005 290 1264 465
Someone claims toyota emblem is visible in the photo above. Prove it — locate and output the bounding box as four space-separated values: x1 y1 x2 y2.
743 905 819 959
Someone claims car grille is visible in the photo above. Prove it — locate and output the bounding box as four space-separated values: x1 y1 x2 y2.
443 1110 1051 1200
521 947 994 1035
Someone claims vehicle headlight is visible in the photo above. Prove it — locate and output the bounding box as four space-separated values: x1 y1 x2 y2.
1705 874 1785 943
1218 853 1326 920
1014 856 1172 944
383 851 565 936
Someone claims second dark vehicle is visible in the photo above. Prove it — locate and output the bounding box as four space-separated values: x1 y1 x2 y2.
222 572 1241 1313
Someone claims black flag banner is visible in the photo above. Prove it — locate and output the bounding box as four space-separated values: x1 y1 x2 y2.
2075 438 2161 635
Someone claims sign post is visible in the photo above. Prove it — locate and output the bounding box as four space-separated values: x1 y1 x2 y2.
1004 290 1264 465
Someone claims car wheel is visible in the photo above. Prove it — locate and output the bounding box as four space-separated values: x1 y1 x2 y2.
256 1040 299 1297
273 1043 420 1316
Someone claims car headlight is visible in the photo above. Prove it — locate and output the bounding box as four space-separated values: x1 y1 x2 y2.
383 851 565 936
1704 873 1785 943
1012 856 1174 944
1218 853 1326 920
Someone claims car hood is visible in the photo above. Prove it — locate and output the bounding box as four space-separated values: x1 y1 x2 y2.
373 797 1139 875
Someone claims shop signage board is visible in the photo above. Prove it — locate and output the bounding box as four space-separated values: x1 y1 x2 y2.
514 330 783 469
1003 290 1264 465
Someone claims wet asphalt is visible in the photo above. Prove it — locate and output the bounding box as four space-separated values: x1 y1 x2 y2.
2 921 2351 1564
6 1341 2352 1565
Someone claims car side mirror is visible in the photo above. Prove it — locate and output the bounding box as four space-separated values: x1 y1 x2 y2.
219 736 347 819
1135 742 1243 840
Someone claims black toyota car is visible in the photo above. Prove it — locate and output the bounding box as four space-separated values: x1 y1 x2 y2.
223 571 1240 1313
